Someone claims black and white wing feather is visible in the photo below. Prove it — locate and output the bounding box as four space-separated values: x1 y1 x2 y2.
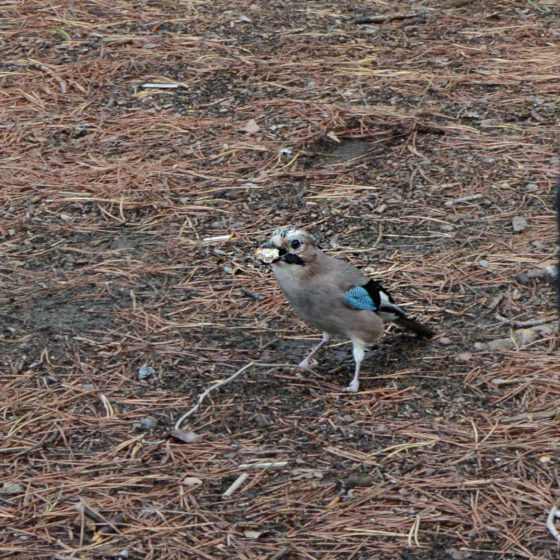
343 279 434 338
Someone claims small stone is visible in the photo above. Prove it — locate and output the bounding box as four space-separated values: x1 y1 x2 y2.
183 476 203 486
526 267 547 279
512 216 528 233
59 213 72 221
375 204 387 214
456 352 473 363
512 328 538 347
486 338 515 351
445 548 472 560
137 416 158 430
533 323 554 337
440 224 455 232
438 337 452 346
241 119 260 134
524 182 539 192
486 293 504 310
254 413 271 428
170 429 202 444
511 288 522 301
138 364 156 380
244 530 262 540
539 455 553 464
515 272 531 285
478 259 490 268
343 475 371 490
2 482 24 495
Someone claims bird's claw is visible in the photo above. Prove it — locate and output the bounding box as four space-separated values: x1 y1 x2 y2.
298 358 315 368
344 380 359 393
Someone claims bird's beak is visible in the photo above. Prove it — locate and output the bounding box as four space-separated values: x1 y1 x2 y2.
255 243 281 264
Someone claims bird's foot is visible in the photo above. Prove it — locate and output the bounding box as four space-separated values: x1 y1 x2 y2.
343 380 360 393
298 357 316 369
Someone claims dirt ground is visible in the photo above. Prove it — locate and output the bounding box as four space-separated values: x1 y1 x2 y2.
1 1 560 559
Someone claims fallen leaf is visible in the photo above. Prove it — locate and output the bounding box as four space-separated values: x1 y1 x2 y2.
244 530 262 539
241 119 260 134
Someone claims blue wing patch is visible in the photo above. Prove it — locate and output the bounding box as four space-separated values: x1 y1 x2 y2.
343 286 378 312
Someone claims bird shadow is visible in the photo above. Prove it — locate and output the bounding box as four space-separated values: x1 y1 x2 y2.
321 332 433 382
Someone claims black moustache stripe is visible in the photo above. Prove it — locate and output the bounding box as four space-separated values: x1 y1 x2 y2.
282 253 305 265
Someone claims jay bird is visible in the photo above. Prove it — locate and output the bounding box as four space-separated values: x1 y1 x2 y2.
256 227 434 392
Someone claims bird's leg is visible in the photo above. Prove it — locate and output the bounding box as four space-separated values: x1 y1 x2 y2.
344 341 365 393
298 332 331 368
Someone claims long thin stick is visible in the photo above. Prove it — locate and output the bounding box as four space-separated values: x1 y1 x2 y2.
174 362 287 430
222 473 249 499
175 362 255 429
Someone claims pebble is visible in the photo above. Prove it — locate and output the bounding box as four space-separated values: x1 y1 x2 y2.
254 413 271 428
474 338 513 351
456 352 473 363
138 364 156 380
527 268 547 278
512 216 528 233
438 337 452 346
137 416 158 430
514 272 531 285
476 325 548 352
170 429 202 443
445 548 472 560
343 475 372 490
2 482 24 495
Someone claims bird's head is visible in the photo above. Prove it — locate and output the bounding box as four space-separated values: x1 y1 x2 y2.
255 227 318 266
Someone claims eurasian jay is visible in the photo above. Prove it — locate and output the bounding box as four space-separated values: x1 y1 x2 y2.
256 227 434 392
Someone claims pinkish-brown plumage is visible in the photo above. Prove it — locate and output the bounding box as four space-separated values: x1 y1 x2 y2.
257 227 433 392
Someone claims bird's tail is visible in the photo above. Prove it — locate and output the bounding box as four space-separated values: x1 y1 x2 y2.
395 316 435 338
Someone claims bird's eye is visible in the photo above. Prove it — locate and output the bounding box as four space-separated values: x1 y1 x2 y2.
290 239 301 250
